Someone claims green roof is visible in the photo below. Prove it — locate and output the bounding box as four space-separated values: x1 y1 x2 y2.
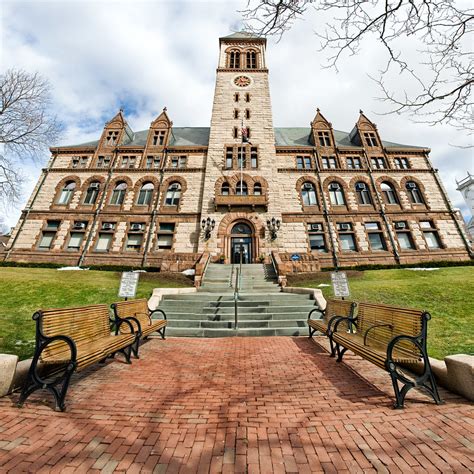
220 31 265 41
67 127 424 150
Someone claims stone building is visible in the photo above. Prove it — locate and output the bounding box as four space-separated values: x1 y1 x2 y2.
456 173 474 238
5 32 472 273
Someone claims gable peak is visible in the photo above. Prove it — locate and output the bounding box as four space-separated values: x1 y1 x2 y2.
151 107 173 128
311 108 332 129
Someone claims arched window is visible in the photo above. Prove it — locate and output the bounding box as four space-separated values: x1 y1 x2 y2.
221 182 230 195
406 181 424 204
381 182 399 204
355 182 372 205
137 182 154 205
232 222 252 234
58 181 76 205
246 51 257 68
84 181 100 205
229 50 241 69
110 182 127 205
165 182 181 206
254 182 262 196
301 182 317 206
328 182 346 205
236 181 248 196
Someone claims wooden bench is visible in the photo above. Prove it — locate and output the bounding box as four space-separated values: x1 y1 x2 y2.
111 299 167 358
18 304 136 411
308 299 357 357
332 302 442 408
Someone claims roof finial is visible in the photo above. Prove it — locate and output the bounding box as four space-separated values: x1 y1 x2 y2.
119 107 124 113
359 109 363 114
316 107 320 112
163 106 167 112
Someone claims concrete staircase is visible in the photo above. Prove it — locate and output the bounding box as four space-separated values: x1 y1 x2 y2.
158 264 319 337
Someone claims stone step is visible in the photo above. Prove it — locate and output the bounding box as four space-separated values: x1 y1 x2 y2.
163 312 311 321
165 327 308 337
162 294 311 302
167 319 308 329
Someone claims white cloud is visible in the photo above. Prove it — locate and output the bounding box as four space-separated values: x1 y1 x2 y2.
1 0 473 227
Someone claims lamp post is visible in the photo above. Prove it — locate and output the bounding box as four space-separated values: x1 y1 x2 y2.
201 217 216 240
266 217 281 240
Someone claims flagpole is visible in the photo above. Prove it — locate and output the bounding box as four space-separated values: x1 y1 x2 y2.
240 118 243 196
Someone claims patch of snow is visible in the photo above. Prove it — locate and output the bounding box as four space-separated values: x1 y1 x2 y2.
317 284 331 287
405 268 440 271
182 269 195 276
133 270 147 273
57 266 89 271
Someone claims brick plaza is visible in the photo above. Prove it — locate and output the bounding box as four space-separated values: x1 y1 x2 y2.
1 337 473 473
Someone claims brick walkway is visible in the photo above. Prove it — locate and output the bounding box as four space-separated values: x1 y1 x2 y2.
0 337 473 473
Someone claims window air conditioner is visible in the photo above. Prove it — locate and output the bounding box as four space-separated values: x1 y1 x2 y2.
74 222 86 230
355 183 366 191
395 222 406 230
406 182 417 189
339 223 350 231
90 183 100 190
329 183 340 191
310 224 321 231
131 223 143 231
102 223 114 230
303 183 313 190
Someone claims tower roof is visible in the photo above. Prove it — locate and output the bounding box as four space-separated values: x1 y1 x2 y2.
220 31 266 43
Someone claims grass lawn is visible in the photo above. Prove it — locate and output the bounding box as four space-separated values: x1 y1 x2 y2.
288 266 474 360
0 267 192 360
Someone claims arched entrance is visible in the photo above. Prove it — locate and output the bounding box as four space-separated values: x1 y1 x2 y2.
230 221 255 264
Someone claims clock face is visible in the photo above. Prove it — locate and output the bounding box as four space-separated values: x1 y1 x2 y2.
234 75 251 87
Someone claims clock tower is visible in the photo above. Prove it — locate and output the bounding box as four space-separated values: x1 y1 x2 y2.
198 32 279 263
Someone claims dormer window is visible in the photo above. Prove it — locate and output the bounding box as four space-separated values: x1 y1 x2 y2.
317 131 331 147
364 132 378 147
153 130 166 146
229 50 241 69
106 131 119 145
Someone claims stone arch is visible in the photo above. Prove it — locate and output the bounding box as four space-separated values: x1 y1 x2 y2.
52 175 81 208
132 175 160 208
104 176 133 208
295 175 320 210
78 175 106 207
399 175 429 209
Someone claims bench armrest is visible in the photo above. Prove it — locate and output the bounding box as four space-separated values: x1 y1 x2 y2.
114 317 136 335
307 308 322 320
150 308 167 320
363 323 393 346
333 316 358 333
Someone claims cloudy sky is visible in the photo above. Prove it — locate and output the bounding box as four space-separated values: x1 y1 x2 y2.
1 0 473 228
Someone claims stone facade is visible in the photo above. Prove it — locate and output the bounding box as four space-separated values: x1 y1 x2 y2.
5 32 473 270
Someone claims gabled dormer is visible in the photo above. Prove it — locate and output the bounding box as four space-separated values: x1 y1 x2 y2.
349 110 382 149
310 108 335 148
147 108 173 149
98 109 133 150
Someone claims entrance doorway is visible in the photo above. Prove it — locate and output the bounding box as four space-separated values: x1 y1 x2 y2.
229 222 254 264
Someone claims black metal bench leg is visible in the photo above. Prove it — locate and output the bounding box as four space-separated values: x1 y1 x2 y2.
336 343 347 362
328 335 336 358
131 336 140 359
158 326 166 340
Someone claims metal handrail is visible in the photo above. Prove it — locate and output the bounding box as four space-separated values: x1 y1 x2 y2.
233 268 240 329
229 262 235 287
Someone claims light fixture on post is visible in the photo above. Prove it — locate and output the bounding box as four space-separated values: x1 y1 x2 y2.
266 217 281 240
201 217 216 240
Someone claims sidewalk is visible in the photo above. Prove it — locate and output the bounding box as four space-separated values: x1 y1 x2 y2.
0 337 472 473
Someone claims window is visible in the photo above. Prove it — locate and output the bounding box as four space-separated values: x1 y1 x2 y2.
110 182 127 205
106 130 119 145
84 182 100 205
337 223 357 251
406 181 424 204
152 130 166 146
245 93 250 102
156 223 175 250
71 156 80 168
67 232 84 251
381 182 398 204
38 221 60 250
307 223 327 252
328 182 345 206
80 156 88 168
229 50 241 68
95 233 113 252
317 131 331 147
58 181 76 205
245 109 250 119
246 51 257 68
355 182 372 205
364 132 378 147
365 222 386 251
322 156 337 169
225 147 233 169
254 183 262 195
394 222 415 250
97 155 111 168
420 221 442 249
234 92 240 102
146 155 161 169
394 158 410 169
250 147 258 168
244 127 251 140
120 156 136 168
165 183 181 206
234 109 239 119
237 147 247 168
346 157 362 169
221 182 230 195
371 157 386 169
170 156 186 168
236 181 248 196
137 182 154 205
296 156 312 169
233 127 239 139
126 233 143 251
301 182 317 206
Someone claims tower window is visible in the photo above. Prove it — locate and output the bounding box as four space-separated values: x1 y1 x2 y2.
229 51 241 69
254 182 262 195
245 93 250 102
250 147 258 168
234 109 239 119
233 127 239 139
225 147 233 169
246 51 257 69
245 109 250 119
234 92 240 102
